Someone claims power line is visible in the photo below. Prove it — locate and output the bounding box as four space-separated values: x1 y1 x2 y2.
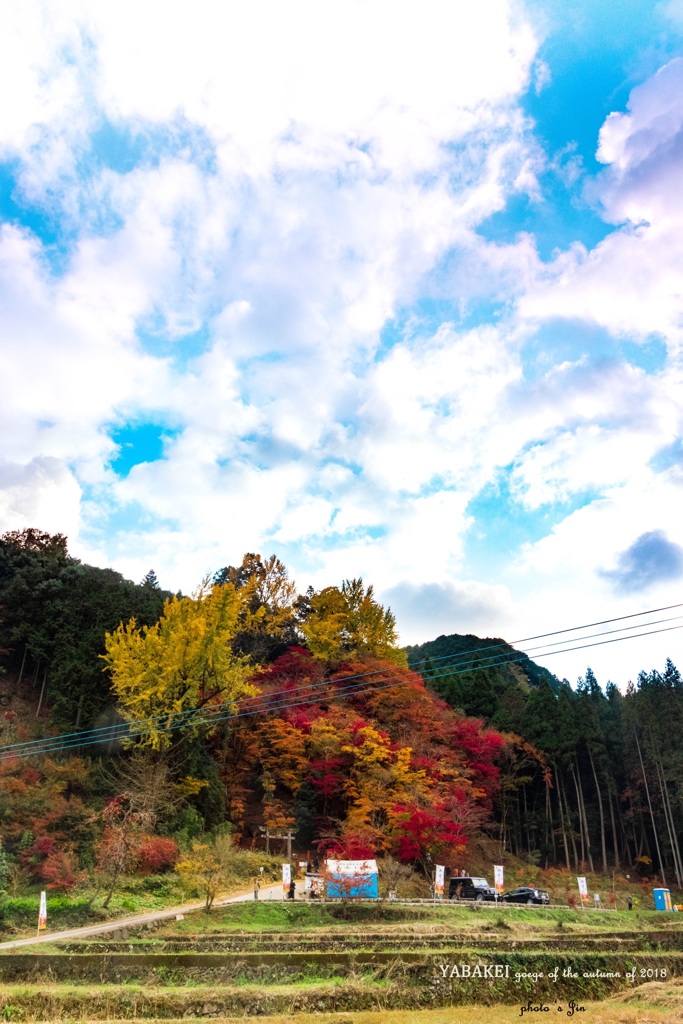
3 621 682 759
1 618 681 761
405 602 683 669
510 601 683 644
3 602 680 759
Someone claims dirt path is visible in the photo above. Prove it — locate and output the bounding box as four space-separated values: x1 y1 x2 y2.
0 881 298 950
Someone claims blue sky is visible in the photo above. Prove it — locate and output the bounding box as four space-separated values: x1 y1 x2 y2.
1 0 683 684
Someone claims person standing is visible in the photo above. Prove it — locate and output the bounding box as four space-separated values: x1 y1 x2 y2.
253 877 260 900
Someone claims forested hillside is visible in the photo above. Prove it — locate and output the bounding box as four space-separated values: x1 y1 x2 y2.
0 527 680 911
0 529 504 903
0 529 172 728
406 633 563 723
410 631 683 888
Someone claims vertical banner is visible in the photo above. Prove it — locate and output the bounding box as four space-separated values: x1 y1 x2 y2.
577 876 589 902
38 890 47 931
282 862 291 897
494 865 505 893
434 864 445 897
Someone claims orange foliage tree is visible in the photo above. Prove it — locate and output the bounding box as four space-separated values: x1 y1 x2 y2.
221 648 506 869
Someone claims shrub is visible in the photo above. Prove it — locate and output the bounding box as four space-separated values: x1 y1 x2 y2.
377 856 420 898
41 853 80 891
138 837 179 873
140 875 179 896
176 833 235 911
172 806 204 847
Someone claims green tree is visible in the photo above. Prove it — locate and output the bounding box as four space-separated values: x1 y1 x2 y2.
0 531 170 727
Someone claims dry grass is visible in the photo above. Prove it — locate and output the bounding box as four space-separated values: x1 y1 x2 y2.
13 1003 682 1024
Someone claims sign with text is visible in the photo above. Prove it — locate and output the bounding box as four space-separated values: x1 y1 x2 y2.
434 864 445 896
494 864 504 893
325 859 378 875
282 862 291 896
577 876 589 901
325 859 379 899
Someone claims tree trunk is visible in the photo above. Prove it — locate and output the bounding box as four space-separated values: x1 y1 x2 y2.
102 865 121 909
588 747 608 872
499 789 508 858
546 783 557 863
75 691 85 729
17 647 27 687
570 761 592 870
576 760 594 872
573 761 589 864
651 745 682 886
36 667 48 718
557 770 573 868
649 729 683 887
634 728 666 885
607 787 620 869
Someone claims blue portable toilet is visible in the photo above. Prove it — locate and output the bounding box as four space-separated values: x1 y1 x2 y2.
654 888 673 911
325 859 379 899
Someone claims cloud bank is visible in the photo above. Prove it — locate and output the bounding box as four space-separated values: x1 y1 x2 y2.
2 1 683 683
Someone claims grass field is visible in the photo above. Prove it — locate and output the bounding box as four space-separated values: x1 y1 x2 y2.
149 898 681 935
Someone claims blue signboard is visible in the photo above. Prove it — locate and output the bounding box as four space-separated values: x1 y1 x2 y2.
325 859 379 899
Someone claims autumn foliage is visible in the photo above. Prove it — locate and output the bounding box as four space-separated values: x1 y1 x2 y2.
137 837 179 873
0 543 511 898
220 648 504 869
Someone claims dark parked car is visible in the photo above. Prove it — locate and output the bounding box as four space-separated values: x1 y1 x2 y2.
448 876 498 902
501 886 550 905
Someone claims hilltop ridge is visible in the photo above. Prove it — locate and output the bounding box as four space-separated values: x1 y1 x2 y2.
405 631 564 724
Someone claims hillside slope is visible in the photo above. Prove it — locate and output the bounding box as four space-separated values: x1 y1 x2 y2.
405 632 564 723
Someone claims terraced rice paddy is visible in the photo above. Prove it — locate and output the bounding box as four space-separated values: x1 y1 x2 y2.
1 902 682 1022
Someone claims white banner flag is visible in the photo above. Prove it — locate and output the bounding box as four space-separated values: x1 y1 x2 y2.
38 890 47 931
434 864 445 896
494 865 504 893
282 862 291 896
577 876 589 901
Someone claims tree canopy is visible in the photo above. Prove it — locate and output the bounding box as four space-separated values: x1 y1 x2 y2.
102 583 256 749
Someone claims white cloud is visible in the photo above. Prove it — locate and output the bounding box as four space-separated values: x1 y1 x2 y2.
356 323 523 494
520 59 683 351
503 463 683 679
382 578 514 645
0 3 86 157
272 497 334 544
511 423 664 510
4 1 682 688
85 0 537 170
0 224 165 463
0 458 81 538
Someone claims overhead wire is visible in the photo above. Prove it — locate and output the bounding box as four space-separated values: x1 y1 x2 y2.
2 618 682 759
1 613 681 761
2 602 680 759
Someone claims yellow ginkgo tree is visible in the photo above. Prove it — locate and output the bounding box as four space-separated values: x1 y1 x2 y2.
102 582 256 749
301 578 407 666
